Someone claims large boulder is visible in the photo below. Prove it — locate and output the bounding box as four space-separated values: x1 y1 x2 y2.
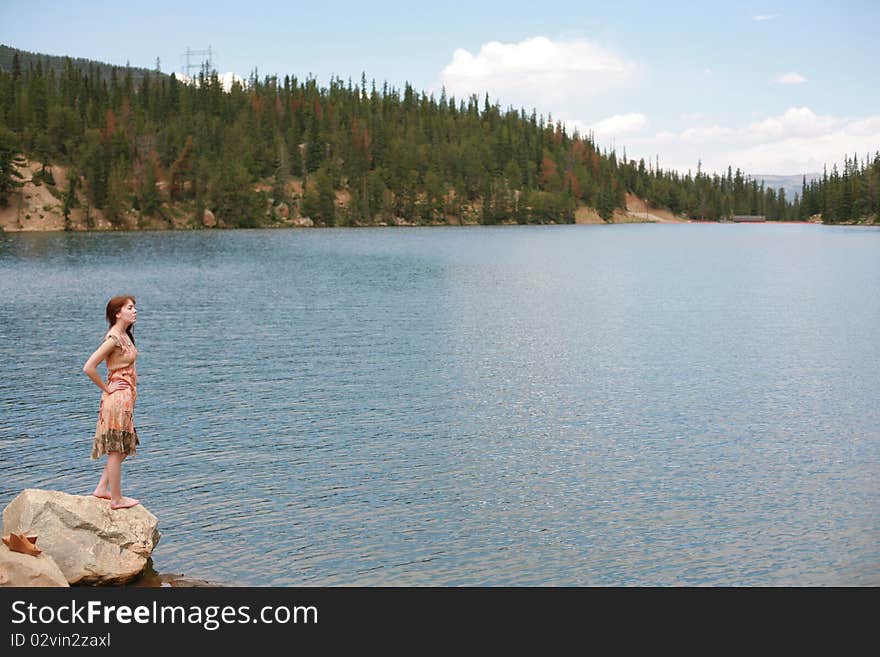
0 542 69 587
2 489 160 585
203 208 217 228
293 216 314 227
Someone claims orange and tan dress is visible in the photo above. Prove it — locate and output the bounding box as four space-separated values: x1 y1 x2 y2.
91 331 139 459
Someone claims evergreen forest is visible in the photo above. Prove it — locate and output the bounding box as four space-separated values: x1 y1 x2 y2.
1 45 878 228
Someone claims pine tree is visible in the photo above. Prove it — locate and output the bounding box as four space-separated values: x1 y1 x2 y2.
305 103 323 173
208 158 260 228
300 178 320 221
315 167 336 226
0 125 25 205
105 163 129 226
62 168 78 230
138 154 160 216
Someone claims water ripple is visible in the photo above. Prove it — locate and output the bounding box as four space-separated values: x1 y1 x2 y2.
1 225 878 585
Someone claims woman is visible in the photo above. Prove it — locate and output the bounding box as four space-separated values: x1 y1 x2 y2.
82 295 141 510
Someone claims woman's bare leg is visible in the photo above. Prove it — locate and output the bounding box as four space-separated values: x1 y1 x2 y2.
92 461 112 499
107 452 139 509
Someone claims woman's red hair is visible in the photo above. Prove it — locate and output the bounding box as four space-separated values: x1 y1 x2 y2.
105 295 136 345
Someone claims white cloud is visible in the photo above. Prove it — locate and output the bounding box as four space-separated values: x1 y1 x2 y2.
847 116 880 136
753 14 779 21
218 72 245 92
588 113 647 139
178 71 245 92
628 107 880 175
681 125 736 142
434 37 870 176
437 36 636 113
777 72 807 85
746 107 838 140
672 108 838 145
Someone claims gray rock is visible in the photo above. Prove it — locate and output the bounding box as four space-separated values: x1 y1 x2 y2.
0 542 69 587
2 489 160 585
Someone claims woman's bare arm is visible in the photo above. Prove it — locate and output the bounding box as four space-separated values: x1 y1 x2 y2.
82 339 118 393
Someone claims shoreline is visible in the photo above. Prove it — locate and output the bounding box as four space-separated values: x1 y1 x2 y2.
4 220 874 234
4 161 874 233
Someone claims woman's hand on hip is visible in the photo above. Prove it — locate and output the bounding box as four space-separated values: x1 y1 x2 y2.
106 380 131 394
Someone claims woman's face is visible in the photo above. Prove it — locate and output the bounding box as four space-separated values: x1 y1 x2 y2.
116 299 137 325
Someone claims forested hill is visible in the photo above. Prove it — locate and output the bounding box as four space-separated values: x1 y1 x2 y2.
1 45 878 228
0 44 161 86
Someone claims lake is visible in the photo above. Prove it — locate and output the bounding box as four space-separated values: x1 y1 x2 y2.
0 223 878 585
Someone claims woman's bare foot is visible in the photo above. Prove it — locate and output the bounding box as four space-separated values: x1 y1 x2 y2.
110 497 140 510
92 488 111 500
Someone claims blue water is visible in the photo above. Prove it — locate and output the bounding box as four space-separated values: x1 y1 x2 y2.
1 224 878 585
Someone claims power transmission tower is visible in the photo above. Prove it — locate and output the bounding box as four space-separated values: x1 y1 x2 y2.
180 46 214 79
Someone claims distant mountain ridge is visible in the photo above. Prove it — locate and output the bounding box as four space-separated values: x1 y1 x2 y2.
754 173 821 201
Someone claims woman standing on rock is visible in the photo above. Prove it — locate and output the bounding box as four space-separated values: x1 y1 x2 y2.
82 295 141 510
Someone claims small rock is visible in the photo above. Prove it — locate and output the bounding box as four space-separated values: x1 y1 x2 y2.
293 216 314 227
0 542 69 587
203 208 217 228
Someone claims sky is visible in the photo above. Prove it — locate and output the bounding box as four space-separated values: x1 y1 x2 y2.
2 0 878 177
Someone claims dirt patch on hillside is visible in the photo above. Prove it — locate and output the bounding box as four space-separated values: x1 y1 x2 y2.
624 193 690 223
612 208 648 223
574 196 691 225
0 158 197 232
0 160 70 231
286 179 303 196
574 206 604 224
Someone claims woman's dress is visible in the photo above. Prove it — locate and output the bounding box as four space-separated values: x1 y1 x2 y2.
91 332 139 459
